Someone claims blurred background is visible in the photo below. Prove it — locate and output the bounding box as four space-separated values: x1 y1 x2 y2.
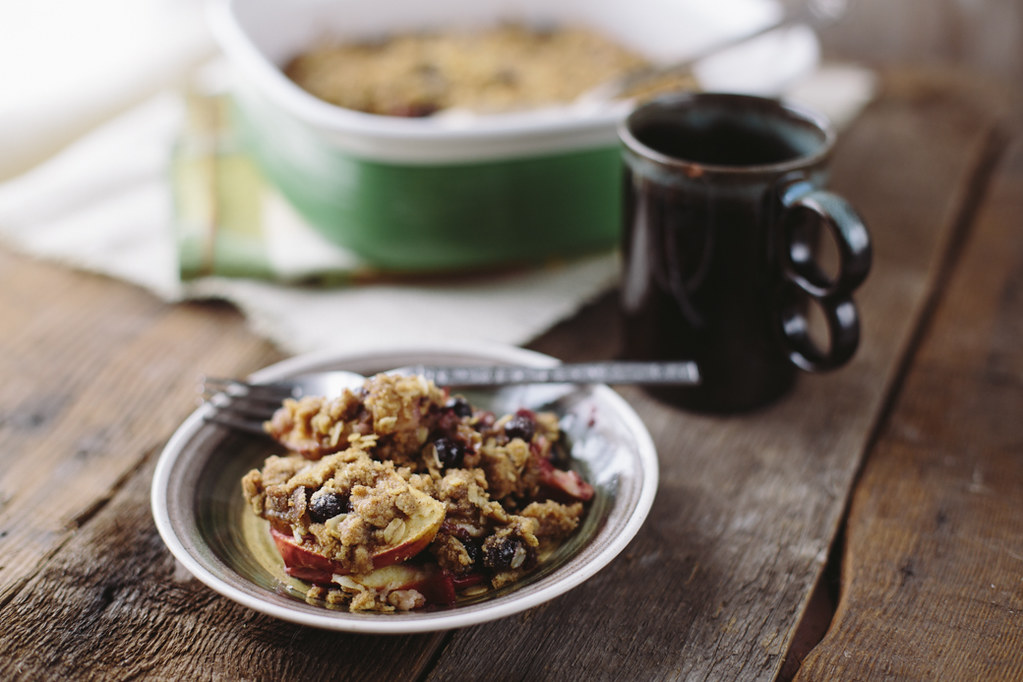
2 0 1021 183
0 0 212 181
822 0 1023 82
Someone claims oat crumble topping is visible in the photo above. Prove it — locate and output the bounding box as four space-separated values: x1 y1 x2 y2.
242 372 592 612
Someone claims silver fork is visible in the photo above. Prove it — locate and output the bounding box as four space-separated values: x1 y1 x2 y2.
200 360 700 436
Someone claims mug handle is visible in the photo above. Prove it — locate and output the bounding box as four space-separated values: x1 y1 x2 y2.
774 178 873 371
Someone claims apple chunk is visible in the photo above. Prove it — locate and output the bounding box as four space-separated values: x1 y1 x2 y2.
355 563 458 605
270 488 446 580
538 458 594 502
369 489 446 568
269 528 461 605
270 527 341 583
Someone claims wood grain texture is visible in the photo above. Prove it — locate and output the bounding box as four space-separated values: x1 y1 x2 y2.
0 257 449 680
0 445 446 681
0 67 1014 682
0 254 282 605
0 69 1000 681
795 122 1023 681
424 72 1007 681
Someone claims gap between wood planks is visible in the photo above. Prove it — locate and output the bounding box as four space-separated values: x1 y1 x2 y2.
776 110 1013 682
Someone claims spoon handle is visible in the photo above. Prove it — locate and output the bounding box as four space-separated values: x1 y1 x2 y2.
407 361 700 387
582 0 848 102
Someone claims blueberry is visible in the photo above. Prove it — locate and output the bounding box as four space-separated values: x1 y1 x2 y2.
447 396 473 419
504 413 535 441
483 537 528 571
462 538 483 568
308 491 350 523
434 437 465 469
549 432 572 470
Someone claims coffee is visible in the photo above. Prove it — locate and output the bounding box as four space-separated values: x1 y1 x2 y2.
633 121 805 166
619 93 872 413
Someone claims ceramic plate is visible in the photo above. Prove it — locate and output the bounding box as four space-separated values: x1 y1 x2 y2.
151 342 658 633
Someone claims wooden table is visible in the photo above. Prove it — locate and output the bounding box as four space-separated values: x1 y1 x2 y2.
2 3 1022 679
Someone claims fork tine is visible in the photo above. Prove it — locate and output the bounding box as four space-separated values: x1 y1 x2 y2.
203 393 281 420
202 376 300 400
200 375 295 438
200 387 288 409
201 411 271 438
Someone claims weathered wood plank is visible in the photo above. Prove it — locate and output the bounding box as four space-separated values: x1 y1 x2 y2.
795 122 1023 680
425 71 1008 681
0 445 446 681
0 68 1009 681
0 255 282 605
0 256 447 680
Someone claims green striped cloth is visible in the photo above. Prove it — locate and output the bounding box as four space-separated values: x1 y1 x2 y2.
171 91 366 283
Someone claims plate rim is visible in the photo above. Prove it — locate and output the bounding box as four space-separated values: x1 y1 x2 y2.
151 340 658 633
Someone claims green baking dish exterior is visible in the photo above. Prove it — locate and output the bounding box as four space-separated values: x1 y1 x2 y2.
231 96 622 272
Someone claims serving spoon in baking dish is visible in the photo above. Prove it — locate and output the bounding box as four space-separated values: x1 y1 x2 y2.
201 360 700 435
577 0 848 104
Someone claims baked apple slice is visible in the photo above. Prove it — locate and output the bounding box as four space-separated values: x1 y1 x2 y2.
371 491 446 567
347 563 485 606
538 458 594 502
271 527 341 583
270 489 446 578
355 564 457 605
270 528 463 605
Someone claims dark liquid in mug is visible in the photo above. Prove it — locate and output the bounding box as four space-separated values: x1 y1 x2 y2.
635 121 806 166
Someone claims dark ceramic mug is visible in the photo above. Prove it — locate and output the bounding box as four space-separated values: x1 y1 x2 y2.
618 92 872 412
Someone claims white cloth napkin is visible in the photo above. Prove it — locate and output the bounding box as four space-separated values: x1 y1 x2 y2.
0 1 876 356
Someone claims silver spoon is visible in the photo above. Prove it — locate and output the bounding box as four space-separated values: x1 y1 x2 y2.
577 0 848 104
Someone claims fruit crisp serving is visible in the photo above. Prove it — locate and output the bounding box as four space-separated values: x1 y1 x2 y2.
241 373 593 612
283 23 689 117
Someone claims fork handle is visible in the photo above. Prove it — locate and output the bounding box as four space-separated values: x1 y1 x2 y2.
409 361 700 387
